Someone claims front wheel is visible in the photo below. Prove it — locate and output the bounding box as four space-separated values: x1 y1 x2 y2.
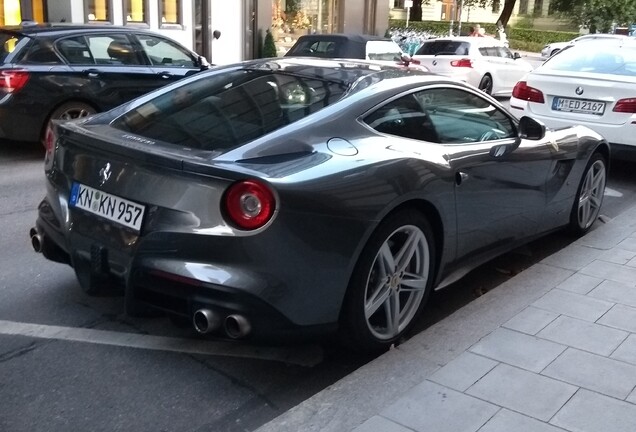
568 153 607 236
340 210 436 352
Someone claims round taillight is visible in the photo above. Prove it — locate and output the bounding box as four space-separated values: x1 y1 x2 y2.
223 180 276 230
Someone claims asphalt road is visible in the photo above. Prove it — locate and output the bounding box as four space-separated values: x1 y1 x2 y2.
1 135 635 432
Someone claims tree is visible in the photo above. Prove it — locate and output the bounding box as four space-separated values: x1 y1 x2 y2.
550 0 636 33
407 0 518 28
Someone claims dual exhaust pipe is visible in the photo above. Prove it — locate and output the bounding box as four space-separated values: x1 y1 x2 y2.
193 309 251 339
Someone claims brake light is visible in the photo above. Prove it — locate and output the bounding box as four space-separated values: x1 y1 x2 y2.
512 81 545 103
223 180 276 230
613 98 636 113
43 124 58 169
450 58 472 68
0 69 29 93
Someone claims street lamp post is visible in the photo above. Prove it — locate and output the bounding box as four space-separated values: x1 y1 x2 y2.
405 0 413 28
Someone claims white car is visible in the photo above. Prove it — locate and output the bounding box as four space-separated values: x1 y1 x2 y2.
510 39 636 156
540 33 630 58
412 36 533 96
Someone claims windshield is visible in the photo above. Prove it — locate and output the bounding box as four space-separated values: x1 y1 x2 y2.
112 68 351 150
541 44 636 76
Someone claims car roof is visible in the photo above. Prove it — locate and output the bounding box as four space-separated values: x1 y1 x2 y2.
294 33 392 43
0 23 156 38
426 36 505 46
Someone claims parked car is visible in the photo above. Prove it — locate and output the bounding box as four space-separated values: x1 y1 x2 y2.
540 33 630 58
411 36 532 96
0 24 209 145
511 38 635 158
32 58 608 351
284 33 423 68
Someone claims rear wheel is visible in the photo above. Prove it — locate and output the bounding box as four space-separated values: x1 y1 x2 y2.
568 153 607 236
478 74 493 95
42 101 96 146
340 210 436 352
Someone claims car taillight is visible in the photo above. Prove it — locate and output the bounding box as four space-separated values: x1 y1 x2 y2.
43 124 58 169
512 81 545 103
613 98 636 113
223 180 276 230
450 59 472 68
0 69 29 93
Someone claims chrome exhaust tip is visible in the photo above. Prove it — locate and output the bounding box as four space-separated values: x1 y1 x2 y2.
192 309 221 334
30 228 43 253
224 314 251 339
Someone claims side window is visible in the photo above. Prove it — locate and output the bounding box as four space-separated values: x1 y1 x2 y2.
20 40 63 65
136 34 195 67
364 94 440 143
413 88 516 144
497 47 513 59
56 37 94 65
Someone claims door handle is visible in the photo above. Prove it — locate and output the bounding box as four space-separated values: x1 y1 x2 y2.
158 71 174 79
82 68 100 78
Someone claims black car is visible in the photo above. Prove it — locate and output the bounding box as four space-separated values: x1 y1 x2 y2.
285 33 406 61
0 24 208 144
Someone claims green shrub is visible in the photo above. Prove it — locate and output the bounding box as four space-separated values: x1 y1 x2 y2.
508 39 545 52
262 29 277 58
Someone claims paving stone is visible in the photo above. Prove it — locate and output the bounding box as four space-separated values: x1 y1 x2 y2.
597 304 636 333
556 273 603 295
540 245 602 271
469 328 565 372
542 348 636 399
466 363 577 421
628 256 636 268
551 389 636 432
628 389 636 405
598 248 636 265
478 409 565 432
381 381 498 432
352 416 414 432
428 352 497 392
503 306 558 335
616 237 636 252
537 315 628 356
579 260 636 286
531 289 613 322
588 280 636 308
612 334 636 366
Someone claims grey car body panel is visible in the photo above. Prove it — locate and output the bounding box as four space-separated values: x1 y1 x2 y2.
36 58 609 333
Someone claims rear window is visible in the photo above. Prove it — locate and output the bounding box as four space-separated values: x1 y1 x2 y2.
542 45 636 76
286 39 338 58
415 41 470 56
0 32 27 63
112 69 351 150
365 40 403 61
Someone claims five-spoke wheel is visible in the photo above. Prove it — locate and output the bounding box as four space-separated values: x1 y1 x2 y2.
569 153 607 235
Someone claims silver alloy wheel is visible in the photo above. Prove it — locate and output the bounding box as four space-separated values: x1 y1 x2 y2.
363 224 430 340
58 106 94 121
577 159 606 229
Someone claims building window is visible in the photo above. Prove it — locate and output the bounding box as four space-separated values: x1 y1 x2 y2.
492 0 500 13
125 0 148 25
160 0 181 26
85 0 112 23
0 0 22 26
393 0 404 8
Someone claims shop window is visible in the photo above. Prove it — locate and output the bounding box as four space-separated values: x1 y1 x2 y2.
0 0 22 26
125 0 148 25
85 0 112 23
160 0 181 26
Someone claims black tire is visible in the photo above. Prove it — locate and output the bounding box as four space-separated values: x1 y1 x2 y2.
42 101 97 145
478 74 493 95
340 210 436 352
568 152 607 236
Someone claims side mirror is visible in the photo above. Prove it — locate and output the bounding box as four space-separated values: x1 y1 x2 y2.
518 116 546 140
198 55 211 70
513 52 521 59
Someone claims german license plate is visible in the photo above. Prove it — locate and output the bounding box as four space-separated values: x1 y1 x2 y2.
69 182 145 232
552 97 605 115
